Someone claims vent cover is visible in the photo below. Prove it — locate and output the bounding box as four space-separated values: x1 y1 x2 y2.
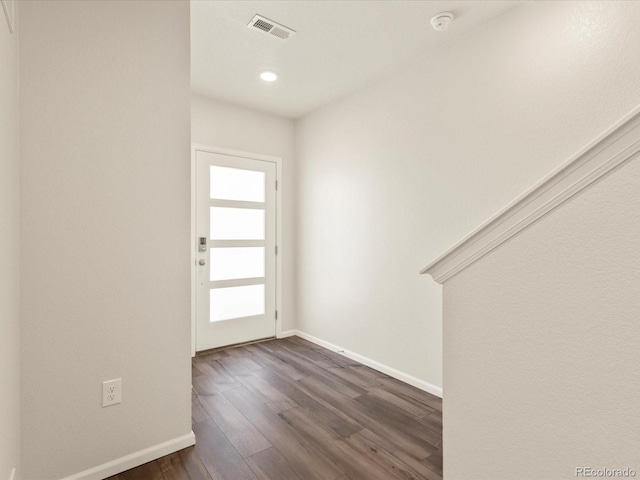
247 14 296 41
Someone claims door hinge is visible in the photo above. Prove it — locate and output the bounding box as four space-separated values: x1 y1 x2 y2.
275 310 278 320
275 245 278 255
275 180 278 191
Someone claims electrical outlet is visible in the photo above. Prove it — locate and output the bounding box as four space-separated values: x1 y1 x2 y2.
102 378 122 407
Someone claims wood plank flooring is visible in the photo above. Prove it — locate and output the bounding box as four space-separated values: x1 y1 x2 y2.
106 337 443 480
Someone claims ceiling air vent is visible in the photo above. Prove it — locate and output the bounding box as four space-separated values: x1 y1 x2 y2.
247 14 296 41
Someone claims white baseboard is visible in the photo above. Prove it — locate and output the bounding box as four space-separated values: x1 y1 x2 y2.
277 329 296 338
290 330 443 398
59 432 195 480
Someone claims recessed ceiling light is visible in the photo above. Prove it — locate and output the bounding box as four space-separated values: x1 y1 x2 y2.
260 71 278 82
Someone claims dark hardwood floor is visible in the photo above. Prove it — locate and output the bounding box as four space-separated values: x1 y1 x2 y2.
107 336 443 480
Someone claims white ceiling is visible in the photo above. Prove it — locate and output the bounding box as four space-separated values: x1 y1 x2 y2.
191 1 521 119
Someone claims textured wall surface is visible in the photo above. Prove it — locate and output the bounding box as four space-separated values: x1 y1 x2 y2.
295 1 640 392
191 94 296 333
444 157 640 479
0 6 20 479
20 2 192 478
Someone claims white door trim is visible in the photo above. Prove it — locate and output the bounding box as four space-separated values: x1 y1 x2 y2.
191 144 283 356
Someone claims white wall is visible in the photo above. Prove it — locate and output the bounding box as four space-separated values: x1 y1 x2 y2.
0 6 20 480
20 2 192 478
444 156 640 479
191 94 296 332
294 1 640 393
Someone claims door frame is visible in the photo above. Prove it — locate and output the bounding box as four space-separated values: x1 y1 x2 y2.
191 144 283 356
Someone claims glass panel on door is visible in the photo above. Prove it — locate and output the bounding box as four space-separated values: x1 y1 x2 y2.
210 207 265 240
209 247 265 281
210 284 265 322
210 165 265 202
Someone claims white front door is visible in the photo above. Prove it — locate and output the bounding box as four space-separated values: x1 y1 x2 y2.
195 150 277 351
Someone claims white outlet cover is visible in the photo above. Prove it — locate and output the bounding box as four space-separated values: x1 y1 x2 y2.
102 378 122 407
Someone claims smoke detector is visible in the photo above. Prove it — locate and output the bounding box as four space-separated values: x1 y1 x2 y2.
248 14 296 41
431 12 454 32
